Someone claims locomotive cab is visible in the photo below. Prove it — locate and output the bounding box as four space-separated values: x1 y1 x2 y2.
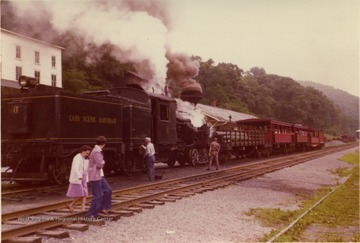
147 93 178 164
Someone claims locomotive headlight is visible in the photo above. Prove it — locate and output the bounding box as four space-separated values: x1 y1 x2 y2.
18 76 28 87
18 75 38 88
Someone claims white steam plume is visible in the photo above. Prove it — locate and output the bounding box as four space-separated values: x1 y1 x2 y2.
12 0 169 93
176 99 205 127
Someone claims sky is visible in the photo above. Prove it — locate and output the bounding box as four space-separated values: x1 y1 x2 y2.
7 0 359 97
167 0 359 97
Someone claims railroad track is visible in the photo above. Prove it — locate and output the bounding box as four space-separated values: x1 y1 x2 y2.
2 143 357 242
1 142 355 200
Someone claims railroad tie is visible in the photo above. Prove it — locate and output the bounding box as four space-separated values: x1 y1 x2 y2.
98 212 121 221
109 209 134 217
37 229 69 239
145 200 165 205
135 203 155 209
62 223 89 232
6 236 42 243
81 218 106 226
157 197 176 203
126 207 143 213
165 196 182 200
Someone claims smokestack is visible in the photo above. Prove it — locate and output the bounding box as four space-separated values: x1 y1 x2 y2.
166 51 202 104
180 83 203 105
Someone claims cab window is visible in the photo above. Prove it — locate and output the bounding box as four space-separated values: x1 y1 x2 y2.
159 104 169 121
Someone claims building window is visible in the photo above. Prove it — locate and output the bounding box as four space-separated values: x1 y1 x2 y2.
35 51 40 64
51 75 56 86
51 56 56 67
16 66 22 80
16 45 21 59
35 71 40 83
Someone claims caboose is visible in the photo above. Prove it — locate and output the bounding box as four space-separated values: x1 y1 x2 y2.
1 78 209 184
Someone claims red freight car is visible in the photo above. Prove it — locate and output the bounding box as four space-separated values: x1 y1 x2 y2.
236 118 294 154
293 124 310 151
308 127 325 148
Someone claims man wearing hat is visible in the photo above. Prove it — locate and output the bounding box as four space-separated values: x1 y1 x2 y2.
86 136 112 218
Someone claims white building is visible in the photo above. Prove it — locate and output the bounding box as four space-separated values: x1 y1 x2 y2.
1 28 64 89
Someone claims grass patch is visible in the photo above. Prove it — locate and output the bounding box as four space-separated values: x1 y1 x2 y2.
331 167 352 177
246 151 359 242
339 150 359 165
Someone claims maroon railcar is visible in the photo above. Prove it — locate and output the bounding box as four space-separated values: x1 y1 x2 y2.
293 124 310 151
308 127 325 149
236 118 295 155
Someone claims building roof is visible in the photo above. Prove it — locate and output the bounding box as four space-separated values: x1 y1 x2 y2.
196 103 257 122
126 71 149 81
1 28 64 50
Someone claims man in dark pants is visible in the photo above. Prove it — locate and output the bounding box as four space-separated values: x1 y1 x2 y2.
86 136 112 218
142 137 156 181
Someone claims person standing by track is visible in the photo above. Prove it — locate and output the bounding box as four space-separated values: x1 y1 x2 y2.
208 137 220 170
66 145 92 212
86 136 112 218
141 137 156 181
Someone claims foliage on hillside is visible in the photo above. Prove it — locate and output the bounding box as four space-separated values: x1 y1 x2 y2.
191 58 357 135
298 80 359 128
55 33 135 92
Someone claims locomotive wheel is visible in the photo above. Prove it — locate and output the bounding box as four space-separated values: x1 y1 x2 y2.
48 158 71 185
188 148 199 166
256 150 262 158
263 149 271 157
198 148 209 164
167 158 176 168
167 152 183 167
178 158 186 166
120 155 135 175
167 160 176 167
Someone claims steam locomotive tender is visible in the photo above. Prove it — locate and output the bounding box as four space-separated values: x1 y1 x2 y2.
1 80 209 184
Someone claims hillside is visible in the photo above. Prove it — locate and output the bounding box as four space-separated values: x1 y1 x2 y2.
193 60 357 134
298 81 359 120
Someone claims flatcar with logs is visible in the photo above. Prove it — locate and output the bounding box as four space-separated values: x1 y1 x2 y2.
1 76 210 184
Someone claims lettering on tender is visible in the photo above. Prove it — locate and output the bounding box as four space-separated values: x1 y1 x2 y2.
69 115 80 122
69 114 116 124
82 116 97 123
99 117 117 124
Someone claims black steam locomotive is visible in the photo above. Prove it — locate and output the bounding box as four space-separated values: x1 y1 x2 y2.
1 77 210 184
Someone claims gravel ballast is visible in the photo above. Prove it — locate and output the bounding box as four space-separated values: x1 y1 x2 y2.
38 147 358 243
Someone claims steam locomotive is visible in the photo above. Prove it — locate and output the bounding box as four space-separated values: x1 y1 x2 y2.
1 77 210 184
1 76 325 184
